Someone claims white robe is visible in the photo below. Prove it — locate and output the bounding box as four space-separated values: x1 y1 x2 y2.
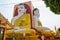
34 16 39 28
12 13 24 25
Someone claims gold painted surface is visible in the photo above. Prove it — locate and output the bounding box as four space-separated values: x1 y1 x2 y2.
38 21 42 26
14 14 31 28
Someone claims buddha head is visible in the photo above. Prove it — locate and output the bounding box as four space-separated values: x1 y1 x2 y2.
18 3 26 14
13 3 31 17
33 8 40 17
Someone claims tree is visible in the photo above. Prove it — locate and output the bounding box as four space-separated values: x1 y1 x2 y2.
43 0 60 14
58 28 60 32
56 28 60 37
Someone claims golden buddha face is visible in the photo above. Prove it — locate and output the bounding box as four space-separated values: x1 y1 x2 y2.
18 4 26 14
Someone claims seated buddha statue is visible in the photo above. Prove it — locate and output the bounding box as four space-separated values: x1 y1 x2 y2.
33 8 42 27
12 3 31 29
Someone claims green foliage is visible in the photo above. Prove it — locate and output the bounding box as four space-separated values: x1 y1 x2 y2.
58 28 60 32
43 0 60 14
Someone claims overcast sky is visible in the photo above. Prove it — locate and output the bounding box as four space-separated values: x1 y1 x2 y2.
0 0 60 31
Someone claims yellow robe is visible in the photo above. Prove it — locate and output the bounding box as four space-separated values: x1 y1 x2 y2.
14 14 31 29
38 21 42 26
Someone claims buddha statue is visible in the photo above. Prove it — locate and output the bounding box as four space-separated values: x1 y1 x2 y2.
12 3 31 29
33 8 42 28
